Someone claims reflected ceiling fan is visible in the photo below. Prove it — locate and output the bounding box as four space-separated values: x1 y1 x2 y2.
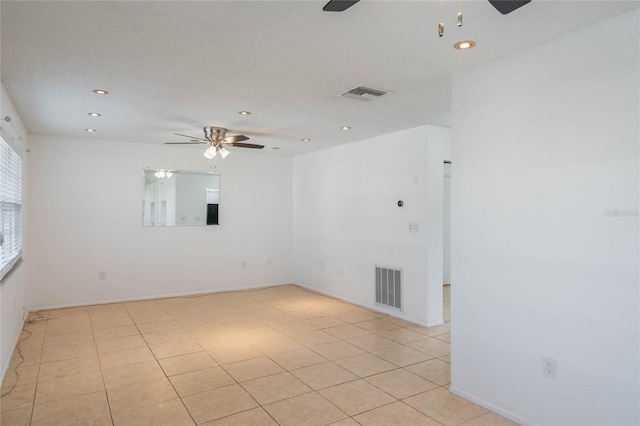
165 126 264 159
322 0 531 14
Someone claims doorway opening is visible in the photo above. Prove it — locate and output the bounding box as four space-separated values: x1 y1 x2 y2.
443 160 451 323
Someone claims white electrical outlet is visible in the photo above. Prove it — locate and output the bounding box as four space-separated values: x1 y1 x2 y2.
542 357 557 379
409 223 419 233
98 271 106 280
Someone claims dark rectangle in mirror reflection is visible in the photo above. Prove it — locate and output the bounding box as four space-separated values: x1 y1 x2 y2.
207 204 219 225
143 169 220 226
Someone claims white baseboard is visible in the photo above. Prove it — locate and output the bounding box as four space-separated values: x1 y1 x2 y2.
31 282 446 329
295 283 439 329
29 281 293 312
449 386 534 426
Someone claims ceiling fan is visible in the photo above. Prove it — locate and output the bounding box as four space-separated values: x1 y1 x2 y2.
322 0 532 15
166 126 264 159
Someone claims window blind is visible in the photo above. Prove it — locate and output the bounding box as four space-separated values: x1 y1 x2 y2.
0 135 22 281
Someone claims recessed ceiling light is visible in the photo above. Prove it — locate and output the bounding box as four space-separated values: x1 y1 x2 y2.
302 138 311 142
272 147 280 150
92 89 109 95
85 128 97 132
238 111 251 115
88 112 102 117
341 126 351 130
454 40 476 50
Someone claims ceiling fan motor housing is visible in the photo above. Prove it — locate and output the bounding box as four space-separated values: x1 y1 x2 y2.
204 126 227 141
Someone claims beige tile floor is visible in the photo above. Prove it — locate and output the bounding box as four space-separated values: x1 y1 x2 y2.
443 284 451 324
0 284 517 426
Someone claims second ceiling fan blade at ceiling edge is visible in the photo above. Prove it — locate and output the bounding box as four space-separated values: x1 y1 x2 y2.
488 0 532 15
322 0 531 15
323 0 360 12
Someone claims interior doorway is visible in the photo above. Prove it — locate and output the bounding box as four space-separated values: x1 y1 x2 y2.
443 161 451 323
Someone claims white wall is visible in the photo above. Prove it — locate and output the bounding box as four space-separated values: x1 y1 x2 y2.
443 163 451 284
0 84 30 382
450 10 639 426
425 125 451 322
293 125 450 326
27 135 293 309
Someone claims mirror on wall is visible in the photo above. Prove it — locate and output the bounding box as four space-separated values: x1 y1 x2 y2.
143 169 219 226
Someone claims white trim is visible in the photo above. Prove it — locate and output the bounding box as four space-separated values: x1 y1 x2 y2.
296 283 439 329
29 281 292 311
449 386 535 426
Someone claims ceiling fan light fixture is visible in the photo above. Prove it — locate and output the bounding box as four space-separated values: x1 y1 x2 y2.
168 126 262 150
219 147 230 159
204 146 217 159
154 170 166 178
454 40 476 50
165 170 174 178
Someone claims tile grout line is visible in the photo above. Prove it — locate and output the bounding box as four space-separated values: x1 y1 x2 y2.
28 311 52 426
88 307 116 426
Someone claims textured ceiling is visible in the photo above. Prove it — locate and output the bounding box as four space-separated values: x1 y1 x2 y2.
1 1 638 156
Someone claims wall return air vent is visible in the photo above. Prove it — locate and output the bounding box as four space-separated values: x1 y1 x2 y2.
375 266 402 310
340 86 390 102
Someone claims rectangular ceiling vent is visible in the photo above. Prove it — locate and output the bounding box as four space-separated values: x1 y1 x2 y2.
340 86 389 102
375 266 402 311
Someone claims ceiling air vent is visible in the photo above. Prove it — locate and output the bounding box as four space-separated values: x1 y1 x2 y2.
340 86 389 102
